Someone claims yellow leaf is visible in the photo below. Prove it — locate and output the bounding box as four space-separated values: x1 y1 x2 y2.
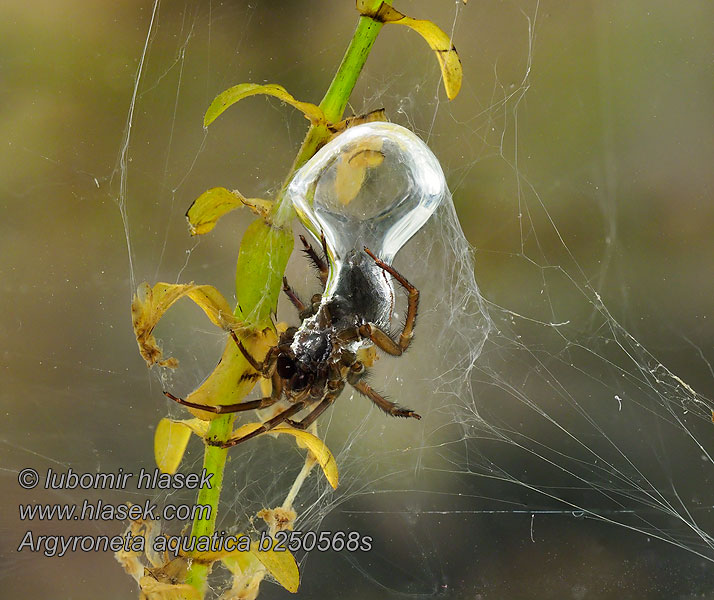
184 328 277 419
154 419 191 474
137 576 201 600
250 543 299 594
259 373 273 398
259 323 288 398
220 548 259 577
154 419 208 474
181 418 210 437
273 426 339 489
193 536 300 594
185 187 242 235
186 187 274 235
335 137 384 206
217 543 300 594
204 83 325 128
131 282 245 368
357 1 462 100
227 423 338 489
229 422 266 440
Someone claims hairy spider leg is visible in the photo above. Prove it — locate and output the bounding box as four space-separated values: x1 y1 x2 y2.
319 231 330 271
164 245 423 443
282 276 306 312
351 380 421 419
230 330 279 377
282 276 323 321
212 400 308 448
282 233 330 318
286 383 345 430
362 246 420 355
299 234 329 286
162 369 283 415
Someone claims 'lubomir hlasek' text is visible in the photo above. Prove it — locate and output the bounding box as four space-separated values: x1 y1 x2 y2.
42 467 213 490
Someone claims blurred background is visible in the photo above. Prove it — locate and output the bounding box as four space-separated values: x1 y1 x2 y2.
1 1 713 598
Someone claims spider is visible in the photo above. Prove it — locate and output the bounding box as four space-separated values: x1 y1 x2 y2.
164 234 421 448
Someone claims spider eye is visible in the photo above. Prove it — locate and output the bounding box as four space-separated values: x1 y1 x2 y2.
277 355 296 379
291 372 310 391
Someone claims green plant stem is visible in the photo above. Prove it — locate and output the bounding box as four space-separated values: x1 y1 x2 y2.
184 415 234 595
276 0 393 222
185 2 390 596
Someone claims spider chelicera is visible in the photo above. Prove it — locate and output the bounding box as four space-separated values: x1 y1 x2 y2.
164 234 420 448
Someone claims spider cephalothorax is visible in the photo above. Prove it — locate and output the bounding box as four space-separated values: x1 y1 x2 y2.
164 235 420 448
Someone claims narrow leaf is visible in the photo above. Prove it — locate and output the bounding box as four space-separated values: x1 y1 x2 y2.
273 426 339 489
357 1 462 99
204 83 325 128
183 328 277 419
250 543 300 593
186 187 274 235
220 548 259 577
132 282 245 367
229 422 265 440
335 137 384 206
226 423 339 489
217 542 300 594
154 419 193 474
234 219 293 328
186 187 244 235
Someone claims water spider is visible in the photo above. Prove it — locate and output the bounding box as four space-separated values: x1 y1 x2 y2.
164 235 420 447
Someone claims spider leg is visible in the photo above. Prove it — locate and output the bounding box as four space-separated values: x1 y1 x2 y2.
320 231 330 267
351 380 421 419
213 400 307 448
285 385 343 430
282 276 306 312
361 324 403 356
299 234 328 287
283 276 323 320
163 391 280 415
163 369 283 415
230 330 278 377
363 246 419 352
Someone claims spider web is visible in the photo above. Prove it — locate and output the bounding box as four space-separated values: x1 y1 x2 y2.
2 1 713 598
